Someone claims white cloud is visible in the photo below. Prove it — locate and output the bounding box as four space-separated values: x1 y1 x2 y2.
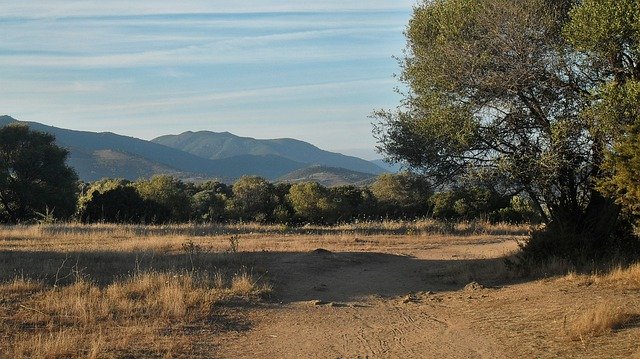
0 1 416 18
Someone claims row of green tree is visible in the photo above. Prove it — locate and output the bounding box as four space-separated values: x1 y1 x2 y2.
77 174 538 225
0 124 536 225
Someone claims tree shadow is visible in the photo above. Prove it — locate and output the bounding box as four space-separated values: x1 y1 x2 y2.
0 248 528 304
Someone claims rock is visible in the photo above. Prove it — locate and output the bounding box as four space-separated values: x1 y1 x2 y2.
463 281 485 291
311 248 333 255
402 294 418 303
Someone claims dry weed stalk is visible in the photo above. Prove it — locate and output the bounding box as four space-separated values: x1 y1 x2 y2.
566 302 632 342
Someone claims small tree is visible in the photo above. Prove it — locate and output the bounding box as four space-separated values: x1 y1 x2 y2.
330 185 376 222
0 124 77 223
135 175 192 223
370 173 432 218
227 176 276 222
192 192 227 223
78 179 146 223
288 182 335 224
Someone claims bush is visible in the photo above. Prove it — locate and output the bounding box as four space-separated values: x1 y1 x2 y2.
370 173 432 218
288 182 335 224
226 176 276 222
78 179 146 223
135 175 192 223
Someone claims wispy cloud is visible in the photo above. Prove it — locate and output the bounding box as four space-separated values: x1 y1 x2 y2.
0 2 412 154
32 78 395 116
0 1 416 18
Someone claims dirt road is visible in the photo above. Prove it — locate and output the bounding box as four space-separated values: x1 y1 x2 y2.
212 237 640 358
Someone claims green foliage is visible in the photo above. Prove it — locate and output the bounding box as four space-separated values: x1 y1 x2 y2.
287 182 335 224
135 175 192 223
600 119 640 217
78 179 147 223
429 187 535 222
564 0 639 60
370 173 431 218
493 196 541 224
430 191 458 219
227 176 276 222
330 185 376 222
0 125 78 223
191 181 230 222
565 1 640 226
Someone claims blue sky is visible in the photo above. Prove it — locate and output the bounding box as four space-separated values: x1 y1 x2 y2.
0 1 415 160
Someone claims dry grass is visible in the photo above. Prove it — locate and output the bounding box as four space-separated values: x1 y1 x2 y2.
0 221 528 358
1 270 270 358
0 223 283 358
566 302 632 341
0 219 529 241
600 263 640 289
561 262 640 290
0 221 528 257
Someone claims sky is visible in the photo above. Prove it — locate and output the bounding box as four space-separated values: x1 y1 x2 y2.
0 1 415 160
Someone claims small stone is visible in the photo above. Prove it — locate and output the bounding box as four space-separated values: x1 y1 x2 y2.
463 281 485 291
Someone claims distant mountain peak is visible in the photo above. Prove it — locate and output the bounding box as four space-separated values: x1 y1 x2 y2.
0 117 383 184
152 130 385 175
0 115 18 124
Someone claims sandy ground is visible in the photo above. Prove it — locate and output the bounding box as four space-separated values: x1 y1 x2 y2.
209 237 640 358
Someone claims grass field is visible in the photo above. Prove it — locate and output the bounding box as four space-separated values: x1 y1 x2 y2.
0 221 638 358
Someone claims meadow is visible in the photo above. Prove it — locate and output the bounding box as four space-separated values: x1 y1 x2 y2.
0 221 639 358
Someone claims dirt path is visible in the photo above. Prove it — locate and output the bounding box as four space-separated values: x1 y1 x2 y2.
214 239 513 358
212 238 640 358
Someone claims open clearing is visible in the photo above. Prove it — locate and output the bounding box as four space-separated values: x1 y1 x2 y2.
1 223 639 358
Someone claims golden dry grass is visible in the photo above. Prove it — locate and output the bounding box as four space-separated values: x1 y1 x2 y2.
0 220 529 257
566 302 632 341
601 263 640 289
0 221 528 358
561 262 640 290
1 270 270 358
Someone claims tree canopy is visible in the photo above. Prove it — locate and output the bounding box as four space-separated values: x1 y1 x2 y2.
374 0 640 259
0 124 78 223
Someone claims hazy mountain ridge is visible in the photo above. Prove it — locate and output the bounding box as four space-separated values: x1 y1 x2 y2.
152 131 385 175
371 159 404 173
277 165 376 187
0 116 310 181
0 116 383 183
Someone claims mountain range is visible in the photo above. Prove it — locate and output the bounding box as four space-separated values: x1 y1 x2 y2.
0 115 390 184
153 131 383 174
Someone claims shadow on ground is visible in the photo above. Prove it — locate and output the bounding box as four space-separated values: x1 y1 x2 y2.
0 248 525 304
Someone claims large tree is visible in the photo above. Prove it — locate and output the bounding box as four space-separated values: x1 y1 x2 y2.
374 0 631 257
0 124 78 223
564 0 640 219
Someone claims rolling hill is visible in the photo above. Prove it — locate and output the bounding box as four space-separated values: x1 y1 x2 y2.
0 116 306 182
152 131 385 175
0 116 383 184
277 165 377 187
371 159 404 173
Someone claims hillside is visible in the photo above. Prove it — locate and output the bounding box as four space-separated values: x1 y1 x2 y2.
0 116 306 182
277 165 377 187
371 159 404 173
152 131 385 175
